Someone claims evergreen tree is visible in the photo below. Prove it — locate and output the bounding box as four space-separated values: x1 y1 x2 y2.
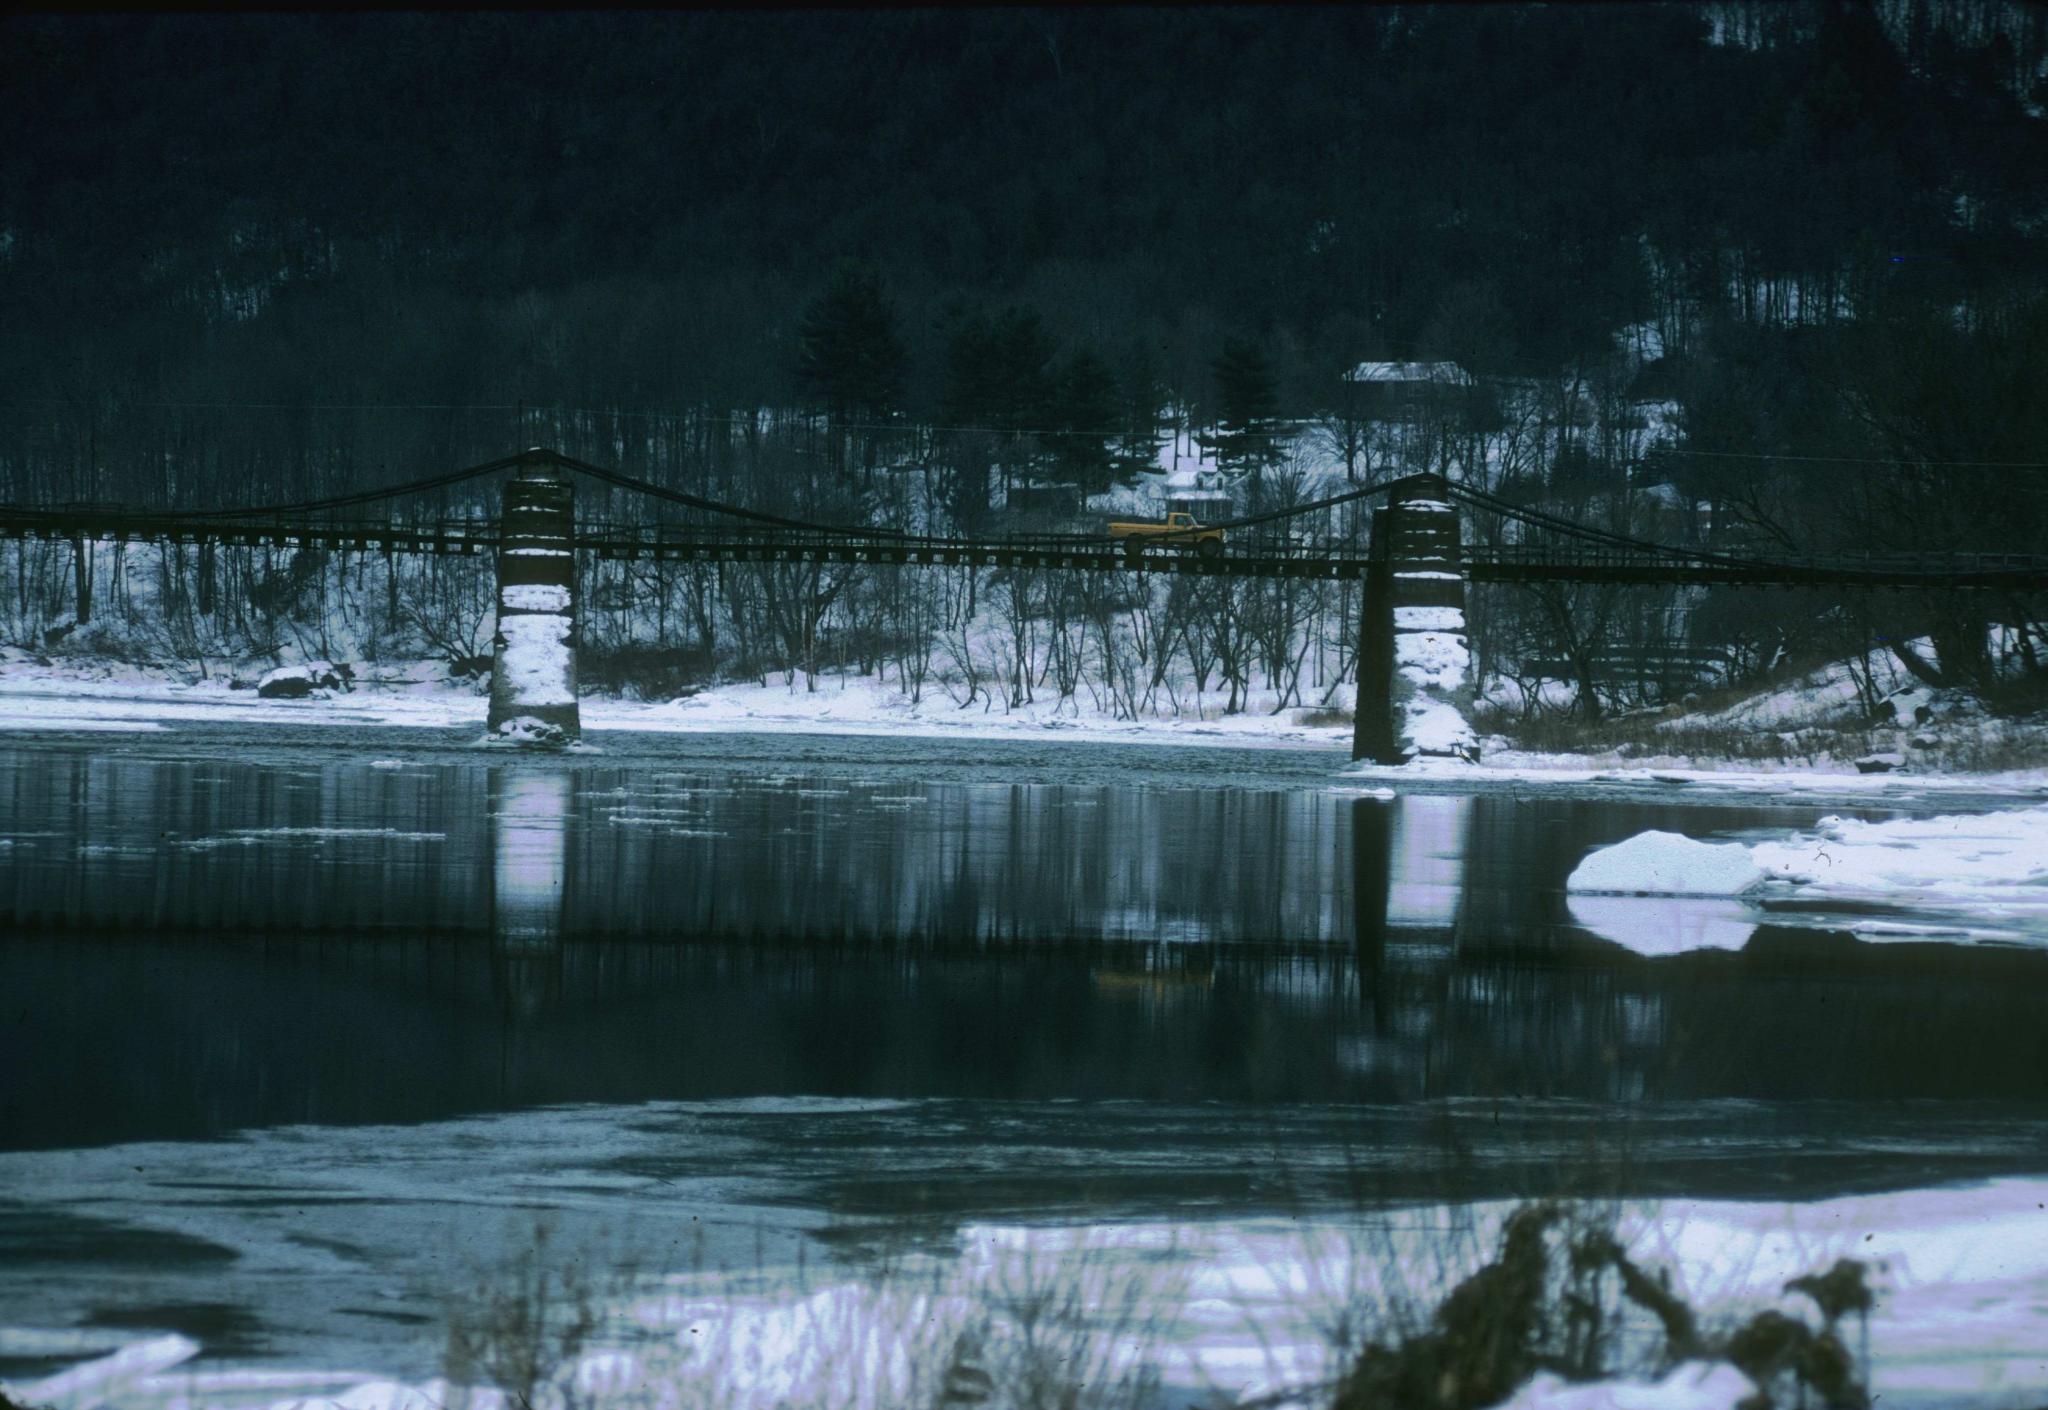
1045 343 1120 495
1205 336 1286 476
1111 340 1169 483
941 304 1059 435
794 260 909 476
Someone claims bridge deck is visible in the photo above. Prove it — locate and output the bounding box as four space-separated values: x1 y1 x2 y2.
2 510 2045 589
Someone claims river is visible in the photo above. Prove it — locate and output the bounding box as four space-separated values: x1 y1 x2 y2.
2 726 2045 1407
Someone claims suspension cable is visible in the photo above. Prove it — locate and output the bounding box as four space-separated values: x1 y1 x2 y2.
179 453 534 520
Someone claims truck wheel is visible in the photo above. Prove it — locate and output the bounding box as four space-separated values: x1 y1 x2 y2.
1197 538 1222 560
1122 535 1145 558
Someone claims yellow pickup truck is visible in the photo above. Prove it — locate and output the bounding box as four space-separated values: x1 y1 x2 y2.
1107 511 1225 558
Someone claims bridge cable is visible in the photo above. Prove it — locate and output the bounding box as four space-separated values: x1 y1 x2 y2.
537 450 921 540
1446 482 1787 570
176 454 535 521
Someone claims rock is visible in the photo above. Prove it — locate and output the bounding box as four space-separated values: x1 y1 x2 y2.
257 673 316 699
1853 752 1905 774
1908 730 1940 749
256 661 354 699
42 620 78 646
450 653 493 680
490 715 571 746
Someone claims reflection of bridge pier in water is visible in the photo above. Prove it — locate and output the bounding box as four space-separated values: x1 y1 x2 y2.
488 768 574 1017
1352 793 1517 1099
1350 795 1473 946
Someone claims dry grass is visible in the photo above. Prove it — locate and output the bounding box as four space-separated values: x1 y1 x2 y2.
432 1200 1879 1410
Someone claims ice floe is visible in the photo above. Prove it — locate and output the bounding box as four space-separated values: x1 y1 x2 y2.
1567 805 2048 953
1567 831 1766 897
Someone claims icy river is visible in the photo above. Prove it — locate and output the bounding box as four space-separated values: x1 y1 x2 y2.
2 726 2045 1408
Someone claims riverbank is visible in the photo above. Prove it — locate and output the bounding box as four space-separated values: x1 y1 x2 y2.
5 654 2047 800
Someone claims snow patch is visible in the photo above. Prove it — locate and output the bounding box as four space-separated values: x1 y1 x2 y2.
1493 1362 1756 1410
1392 606 1466 631
6 1333 199 1409
1883 684 1937 728
1394 628 1470 693
500 583 571 613
1753 807 2048 902
1401 697 1477 760
1568 807 2048 953
493 613 574 708
486 715 574 747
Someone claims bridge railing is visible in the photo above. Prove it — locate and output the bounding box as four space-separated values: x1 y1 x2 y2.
7 502 2048 587
570 523 1370 560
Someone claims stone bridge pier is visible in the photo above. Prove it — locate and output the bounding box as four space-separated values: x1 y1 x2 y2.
487 453 581 742
1352 474 1478 764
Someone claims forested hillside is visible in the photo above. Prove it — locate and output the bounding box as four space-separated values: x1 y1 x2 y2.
4 3 2044 483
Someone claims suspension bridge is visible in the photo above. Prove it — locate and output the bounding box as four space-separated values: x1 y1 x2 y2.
3 448 2043 760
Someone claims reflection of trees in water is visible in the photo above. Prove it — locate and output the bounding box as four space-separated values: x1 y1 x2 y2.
564 781 1360 945
0 751 491 932
11 753 2048 1149
8 759 1362 943
11 913 2045 1151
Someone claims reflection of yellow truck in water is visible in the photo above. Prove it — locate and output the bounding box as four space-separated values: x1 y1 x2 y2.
1106 511 1225 558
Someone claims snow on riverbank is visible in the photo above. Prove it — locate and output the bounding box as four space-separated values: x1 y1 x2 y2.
8 1177 2044 1410
6 653 2048 792
0 658 1355 750
1750 808 2048 898
1568 804 2048 952
1344 751 2048 801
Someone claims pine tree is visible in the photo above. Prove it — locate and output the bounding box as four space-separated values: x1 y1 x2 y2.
1046 343 1119 495
794 260 909 476
941 304 1058 435
941 304 1060 509
1112 340 1169 483
1206 336 1286 476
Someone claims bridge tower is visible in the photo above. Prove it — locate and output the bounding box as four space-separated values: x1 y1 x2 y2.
487 452 581 742
1352 474 1478 764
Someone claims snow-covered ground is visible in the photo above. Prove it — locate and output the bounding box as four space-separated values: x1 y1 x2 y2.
7 1174 2044 1410
1566 805 2048 952
0 654 1354 750
5 649 2046 797
1344 751 2048 802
